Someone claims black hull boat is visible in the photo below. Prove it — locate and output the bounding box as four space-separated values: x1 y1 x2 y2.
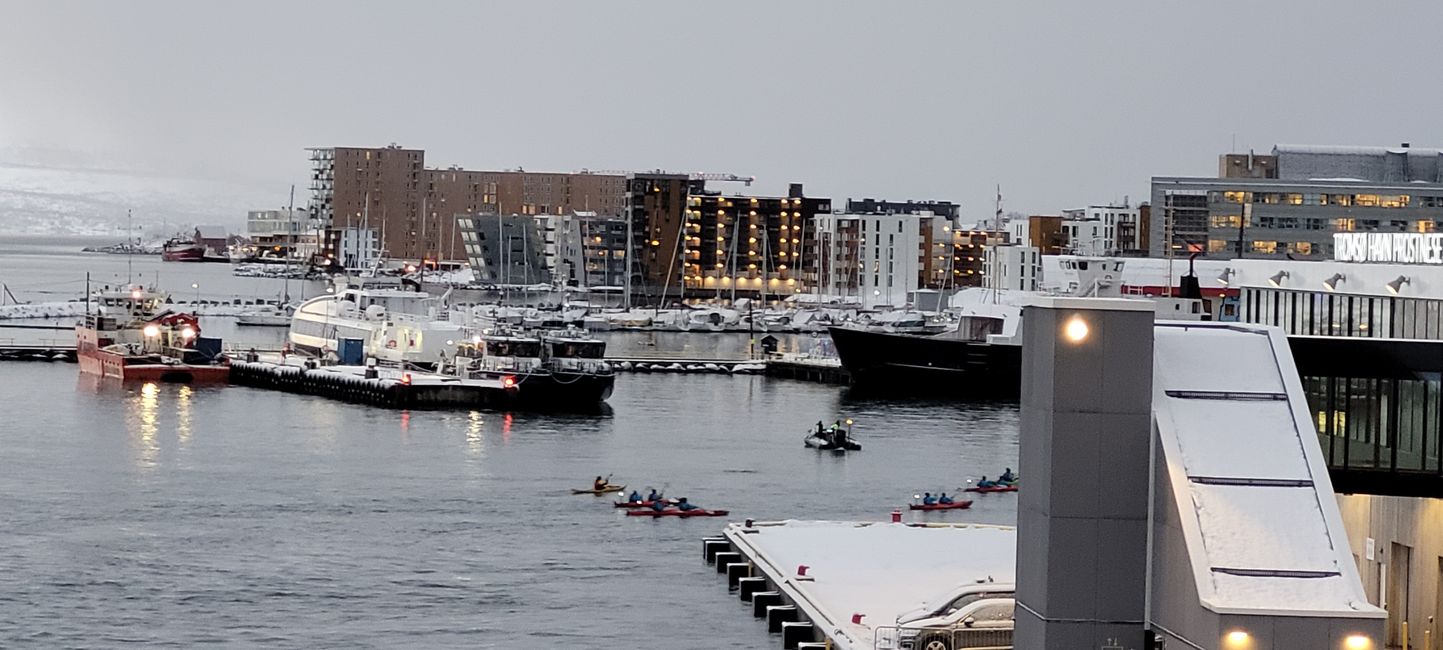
511 371 615 408
826 326 1022 399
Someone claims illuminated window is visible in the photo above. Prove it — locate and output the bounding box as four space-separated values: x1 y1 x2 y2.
1418 221 1435 233
1251 240 1278 254
1332 218 1356 231
1285 193 1304 205
1382 195 1410 208
1210 215 1247 229
1207 240 1229 253
1223 191 1247 203
1291 241 1313 255
1354 194 1381 207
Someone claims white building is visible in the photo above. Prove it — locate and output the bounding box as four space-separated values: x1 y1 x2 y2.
813 212 921 309
537 211 589 287
338 227 379 269
1060 204 1139 255
985 244 1042 292
246 208 318 259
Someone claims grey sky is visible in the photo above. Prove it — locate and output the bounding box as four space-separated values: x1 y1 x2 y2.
2 0 1440 219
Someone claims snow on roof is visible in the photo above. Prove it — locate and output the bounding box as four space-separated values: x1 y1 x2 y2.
1152 323 1382 618
1275 144 1443 156
724 520 1015 647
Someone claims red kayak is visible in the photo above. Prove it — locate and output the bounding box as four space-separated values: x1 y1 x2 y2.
909 500 973 510
614 499 679 509
626 508 730 518
965 485 1018 493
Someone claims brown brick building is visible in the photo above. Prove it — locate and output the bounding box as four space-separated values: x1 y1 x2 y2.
308 145 627 264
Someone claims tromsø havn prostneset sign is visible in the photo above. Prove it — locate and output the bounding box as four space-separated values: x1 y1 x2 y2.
1334 232 1443 264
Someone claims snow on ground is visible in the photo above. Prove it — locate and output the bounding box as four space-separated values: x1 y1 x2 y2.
726 520 1014 648
0 301 271 320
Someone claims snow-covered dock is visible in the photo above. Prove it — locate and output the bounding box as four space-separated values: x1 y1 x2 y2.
704 520 1015 650
229 355 517 409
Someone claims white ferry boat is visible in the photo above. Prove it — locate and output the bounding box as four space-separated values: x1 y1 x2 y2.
287 286 463 366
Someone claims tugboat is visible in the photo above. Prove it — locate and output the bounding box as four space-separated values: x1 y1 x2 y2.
450 328 615 406
76 286 230 382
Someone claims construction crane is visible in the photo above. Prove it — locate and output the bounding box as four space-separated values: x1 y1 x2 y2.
576 169 755 186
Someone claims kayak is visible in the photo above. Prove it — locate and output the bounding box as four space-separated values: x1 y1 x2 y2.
572 484 626 495
614 499 679 508
909 500 973 510
803 434 861 451
965 485 1018 493
625 508 730 517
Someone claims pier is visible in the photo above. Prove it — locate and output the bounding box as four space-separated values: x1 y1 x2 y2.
762 355 849 385
703 520 1015 650
229 358 519 409
0 338 77 362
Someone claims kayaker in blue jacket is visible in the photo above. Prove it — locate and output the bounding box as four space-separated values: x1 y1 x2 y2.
646 488 661 502
628 490 642 503
999 468 1016 484
676 498 699 511
977 476 997 488
939 492 954 505
650 499 667 512
922 492 937 505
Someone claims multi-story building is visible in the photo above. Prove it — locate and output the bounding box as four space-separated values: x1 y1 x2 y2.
984 244 1042 292
1151 143 1443 259
307 145 626 265
622 172 700 304
245 208 318 260
844 198 959 219
813 212 921 309
579 213 629 289
455 213 550 285
679 183 830 299
1059 204 1139 255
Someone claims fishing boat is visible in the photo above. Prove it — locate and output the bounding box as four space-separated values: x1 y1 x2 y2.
75 286 230 382
161 237 204 262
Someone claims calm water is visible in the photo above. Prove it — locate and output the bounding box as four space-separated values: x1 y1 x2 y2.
0 240 1020 648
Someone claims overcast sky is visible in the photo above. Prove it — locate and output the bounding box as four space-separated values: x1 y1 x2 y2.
2 1 1441 219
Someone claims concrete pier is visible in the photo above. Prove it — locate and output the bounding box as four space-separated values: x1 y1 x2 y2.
229 358 518 409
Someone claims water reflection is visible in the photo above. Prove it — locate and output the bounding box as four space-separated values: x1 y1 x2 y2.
466 411 484 457
502 413 513 443
176 385 193 446
133 381 159 469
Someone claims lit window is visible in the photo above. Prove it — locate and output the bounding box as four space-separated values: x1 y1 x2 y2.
1354 194 1381 207
1250 240 1278 254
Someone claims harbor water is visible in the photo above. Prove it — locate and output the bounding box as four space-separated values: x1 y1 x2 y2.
0 238 1021 648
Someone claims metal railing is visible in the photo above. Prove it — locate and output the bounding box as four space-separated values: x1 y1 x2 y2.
873 624 1013 650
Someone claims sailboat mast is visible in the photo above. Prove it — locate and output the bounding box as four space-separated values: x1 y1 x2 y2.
126 209 134 286
284 185 294 302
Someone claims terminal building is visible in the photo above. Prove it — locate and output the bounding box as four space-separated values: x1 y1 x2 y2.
1151 144 1443 261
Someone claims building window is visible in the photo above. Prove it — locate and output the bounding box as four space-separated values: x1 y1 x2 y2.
1354 194 1381 207
1223 191 1247 203
1381 195 1410 208
1332 218 1356 231
1291 241 1313 255
1285 193 1304 205
1208 239 1228 253
1251 240 1279 254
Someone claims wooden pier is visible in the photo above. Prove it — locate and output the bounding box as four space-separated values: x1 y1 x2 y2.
763 355 850 385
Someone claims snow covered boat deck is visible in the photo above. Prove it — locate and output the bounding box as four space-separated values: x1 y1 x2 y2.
704 519 1015 650
229 355 518 409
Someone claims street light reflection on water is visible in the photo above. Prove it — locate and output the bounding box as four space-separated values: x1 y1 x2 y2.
132 381 160 469
466 410 484 457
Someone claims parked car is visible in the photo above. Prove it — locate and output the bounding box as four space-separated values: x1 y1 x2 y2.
879 581 1016 650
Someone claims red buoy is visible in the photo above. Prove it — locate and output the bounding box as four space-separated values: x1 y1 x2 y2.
891 509 902 523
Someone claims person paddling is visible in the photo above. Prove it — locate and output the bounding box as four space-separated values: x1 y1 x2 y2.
627 490 642 503
676 497 699 512
977 476 997 489
999 468 1016 484
939 492 954 505
646 488 661 502
922 492 937 506
593 475 610 491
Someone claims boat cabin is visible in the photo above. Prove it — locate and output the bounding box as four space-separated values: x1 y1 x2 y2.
457 335 543 374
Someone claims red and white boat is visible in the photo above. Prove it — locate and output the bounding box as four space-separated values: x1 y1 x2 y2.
161 238 204 262
76 287 230 383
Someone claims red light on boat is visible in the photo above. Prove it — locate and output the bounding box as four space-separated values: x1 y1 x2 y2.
502 375 517 389
401 373 412 385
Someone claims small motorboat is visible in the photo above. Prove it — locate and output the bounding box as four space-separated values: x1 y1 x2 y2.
572 484 626 495
614 499 679 509
909 500 974 511
625 508 730 518
964 484 1018 493
804 420 861 451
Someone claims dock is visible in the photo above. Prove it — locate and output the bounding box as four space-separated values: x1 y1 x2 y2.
229 357 519 409
0 339 77 362
703 519 1015 650
763 355 850 385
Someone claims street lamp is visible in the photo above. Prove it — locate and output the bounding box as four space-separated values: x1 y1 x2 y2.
191 282 200 304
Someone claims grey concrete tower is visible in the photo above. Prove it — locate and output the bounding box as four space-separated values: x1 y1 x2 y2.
1014 297 1155 649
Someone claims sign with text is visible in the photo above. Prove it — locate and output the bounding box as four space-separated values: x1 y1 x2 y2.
1334 232 1443 264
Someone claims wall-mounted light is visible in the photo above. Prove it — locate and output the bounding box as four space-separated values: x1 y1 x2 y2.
1387 275 1410 295
1216 268 1235 286
1064 316 1089 343
1323 273 1346 292
1343 634 1373 649
1268 270 1290 287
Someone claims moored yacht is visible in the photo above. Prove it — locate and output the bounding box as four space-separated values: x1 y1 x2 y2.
288 285 462 366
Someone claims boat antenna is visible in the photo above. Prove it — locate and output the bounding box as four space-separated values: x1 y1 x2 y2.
126 209 134 286
284 184 294 303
